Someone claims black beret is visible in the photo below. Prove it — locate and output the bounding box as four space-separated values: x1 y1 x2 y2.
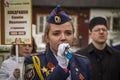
89 17 107 31
47 5 71 25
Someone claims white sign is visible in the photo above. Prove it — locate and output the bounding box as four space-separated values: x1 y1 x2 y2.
4 0 32 44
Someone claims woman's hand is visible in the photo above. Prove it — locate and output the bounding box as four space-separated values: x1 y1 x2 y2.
57 43 70 68
13 68 20 79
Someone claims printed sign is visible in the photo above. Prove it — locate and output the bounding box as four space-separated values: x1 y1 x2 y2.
2 0 32 44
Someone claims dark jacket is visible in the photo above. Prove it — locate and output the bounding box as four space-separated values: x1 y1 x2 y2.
24 47 92 80
112 44 120 51
76 43 120 80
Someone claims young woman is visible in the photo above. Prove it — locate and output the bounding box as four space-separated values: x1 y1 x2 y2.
24 5 92 80
0 38 37 80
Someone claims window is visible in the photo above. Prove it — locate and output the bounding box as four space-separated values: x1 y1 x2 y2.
106 16 120 31
37 15 47 33
113 17 120 31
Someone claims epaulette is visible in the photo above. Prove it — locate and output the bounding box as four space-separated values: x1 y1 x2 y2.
74 53 87 58
29 51 46 56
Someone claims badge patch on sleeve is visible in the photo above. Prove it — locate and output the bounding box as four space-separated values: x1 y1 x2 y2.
25 64 35 80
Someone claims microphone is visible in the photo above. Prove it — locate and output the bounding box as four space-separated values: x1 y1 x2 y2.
64 46 73 59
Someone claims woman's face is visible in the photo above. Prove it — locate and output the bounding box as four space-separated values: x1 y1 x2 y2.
45 22 74 54
19 44 33 57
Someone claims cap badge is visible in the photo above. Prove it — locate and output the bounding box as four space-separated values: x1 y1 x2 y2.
54 15 61 23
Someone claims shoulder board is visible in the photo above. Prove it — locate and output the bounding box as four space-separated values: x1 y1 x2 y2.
29 51 46 56
74 53 87 58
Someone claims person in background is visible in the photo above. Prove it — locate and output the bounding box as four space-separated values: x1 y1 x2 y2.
0 37 37 80
76 17 120 80
24 5 92 80
112 44 120 51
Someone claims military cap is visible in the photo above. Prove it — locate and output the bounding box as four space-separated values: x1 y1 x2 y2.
89 17 107 31
47 5 71 24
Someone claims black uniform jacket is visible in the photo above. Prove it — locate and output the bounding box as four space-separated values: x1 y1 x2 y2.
76 43 120 80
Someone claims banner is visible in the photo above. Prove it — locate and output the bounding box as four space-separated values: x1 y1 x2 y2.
1 0 32 44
